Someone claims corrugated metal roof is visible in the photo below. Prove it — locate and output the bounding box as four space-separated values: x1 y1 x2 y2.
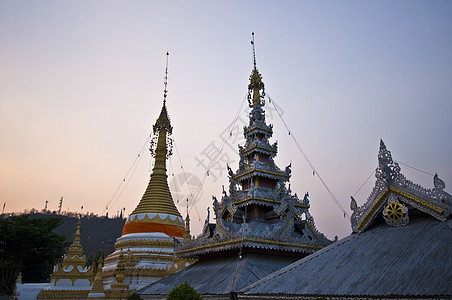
137 254 297 296
241 216 452 297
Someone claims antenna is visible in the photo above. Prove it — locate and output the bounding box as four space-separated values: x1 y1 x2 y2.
186 198 189 216
251 32 256 68
163 52 169 103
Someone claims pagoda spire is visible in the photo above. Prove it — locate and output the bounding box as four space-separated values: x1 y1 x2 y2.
87 260 105 298
42 220 94 291
67 219 83 258
122 52 184 238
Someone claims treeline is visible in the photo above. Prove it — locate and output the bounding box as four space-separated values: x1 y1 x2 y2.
0 211 126 261
2 208 126 220
0 211 126 295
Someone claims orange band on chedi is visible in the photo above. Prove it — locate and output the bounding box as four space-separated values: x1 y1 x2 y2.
122 221 184 238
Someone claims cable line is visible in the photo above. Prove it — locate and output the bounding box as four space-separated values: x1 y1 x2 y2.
267 94 350 221
173 137 195 201
353 168 376 197
168 155 180 205
188 94 248 217
103 133 151 216
395 160 434 177
172 137 203 221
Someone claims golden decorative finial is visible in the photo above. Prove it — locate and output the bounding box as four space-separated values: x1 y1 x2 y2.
184 199 191 241
74 219 81 243
248 32 265 107
251 32 256 69
150 52 173 158
163 51 169 104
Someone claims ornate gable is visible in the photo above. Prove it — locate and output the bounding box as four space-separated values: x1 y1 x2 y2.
350 140 451 233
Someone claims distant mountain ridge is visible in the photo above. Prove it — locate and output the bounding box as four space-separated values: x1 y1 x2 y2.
1 211 125 258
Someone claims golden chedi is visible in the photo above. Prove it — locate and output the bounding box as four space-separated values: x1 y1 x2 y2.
103 55 192 292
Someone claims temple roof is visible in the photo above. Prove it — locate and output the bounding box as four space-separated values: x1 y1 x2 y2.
240 215 452 298
239 141 452 299
137 254 297 296
350 140 451 233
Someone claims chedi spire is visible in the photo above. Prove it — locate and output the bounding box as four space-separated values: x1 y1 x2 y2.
102 53 192 292
122 52 184 238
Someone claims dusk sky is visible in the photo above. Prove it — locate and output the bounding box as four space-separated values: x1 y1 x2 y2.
1 1 451 239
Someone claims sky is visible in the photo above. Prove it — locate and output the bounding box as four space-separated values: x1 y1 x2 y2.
1 1 451 240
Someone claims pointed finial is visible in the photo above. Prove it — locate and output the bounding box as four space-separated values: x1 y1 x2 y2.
376 139 401 183
251 32 256 68
152 52 173 137
248 32 265 107
184 199 191 241
163 52 169 104
75 219 81 242
379 139 386 151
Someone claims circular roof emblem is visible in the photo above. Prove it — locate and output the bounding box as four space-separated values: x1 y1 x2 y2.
386 202 404 222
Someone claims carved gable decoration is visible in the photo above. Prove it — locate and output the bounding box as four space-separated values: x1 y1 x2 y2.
350 140 451 233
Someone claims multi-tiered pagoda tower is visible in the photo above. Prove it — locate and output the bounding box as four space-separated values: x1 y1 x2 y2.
176 49 331 260
138 38 331 298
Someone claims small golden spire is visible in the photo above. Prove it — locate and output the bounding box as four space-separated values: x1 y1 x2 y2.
184 199 191 241
74 219 81 243
66 219 84 258
90 260 104 293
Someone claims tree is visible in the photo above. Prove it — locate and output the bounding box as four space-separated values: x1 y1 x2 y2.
0 215 67 295
167 281 202 300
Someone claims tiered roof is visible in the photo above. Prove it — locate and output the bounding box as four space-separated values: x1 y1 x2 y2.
177 52 330 259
